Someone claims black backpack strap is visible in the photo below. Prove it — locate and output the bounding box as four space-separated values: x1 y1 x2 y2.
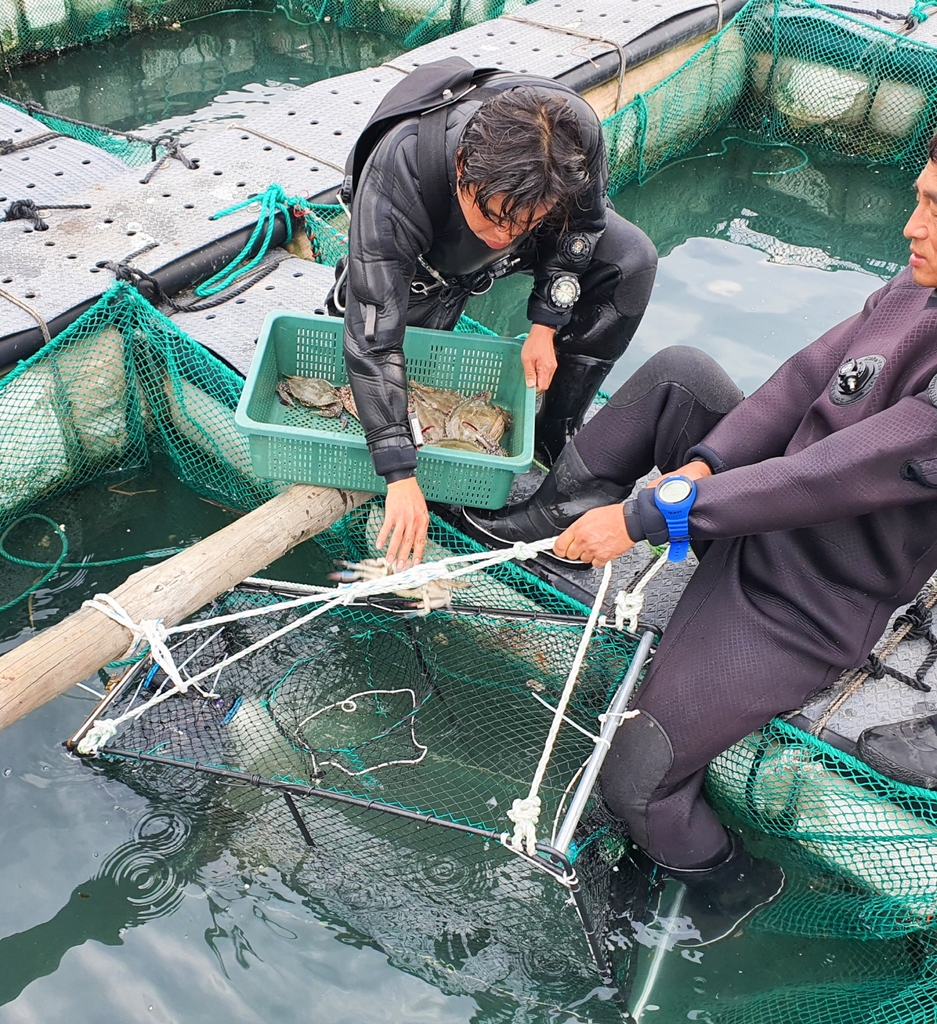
416 104 452 242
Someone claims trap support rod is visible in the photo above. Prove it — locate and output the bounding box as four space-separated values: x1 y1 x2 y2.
0 484 371 733
554 629 656 856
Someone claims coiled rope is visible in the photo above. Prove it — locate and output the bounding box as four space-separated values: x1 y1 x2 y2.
0 514 184 615
194 184 314 298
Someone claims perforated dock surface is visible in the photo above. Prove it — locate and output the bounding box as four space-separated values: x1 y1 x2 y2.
167 258 336 375
0 0 732 343
792 609 937 753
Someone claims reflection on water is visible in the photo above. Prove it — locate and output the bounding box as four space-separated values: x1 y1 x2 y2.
4 11 401 135
466 135 914 397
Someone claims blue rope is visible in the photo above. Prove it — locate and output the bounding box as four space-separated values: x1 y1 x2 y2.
195 183 308 298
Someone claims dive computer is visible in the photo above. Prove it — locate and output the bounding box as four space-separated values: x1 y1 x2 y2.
653 475 697 562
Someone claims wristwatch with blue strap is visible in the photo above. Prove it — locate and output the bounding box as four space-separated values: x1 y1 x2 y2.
653 475 697 562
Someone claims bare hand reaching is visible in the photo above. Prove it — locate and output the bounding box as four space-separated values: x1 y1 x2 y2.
376 476 430 570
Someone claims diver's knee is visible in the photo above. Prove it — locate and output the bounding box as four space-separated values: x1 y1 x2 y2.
599 710 674 849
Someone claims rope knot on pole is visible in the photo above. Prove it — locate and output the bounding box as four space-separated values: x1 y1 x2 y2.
507 795 542 856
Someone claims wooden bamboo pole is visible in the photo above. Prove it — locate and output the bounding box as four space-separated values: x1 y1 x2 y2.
0 484 371 732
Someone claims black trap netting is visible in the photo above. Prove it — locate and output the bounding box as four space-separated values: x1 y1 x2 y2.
76 505 649 1018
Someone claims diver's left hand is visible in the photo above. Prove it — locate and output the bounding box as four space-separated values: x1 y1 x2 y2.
554 504 635 567
521 324 558 392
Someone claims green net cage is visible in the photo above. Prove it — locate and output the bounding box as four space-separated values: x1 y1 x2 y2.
0 0 527 68
604 0 937 192
4 1 937 1015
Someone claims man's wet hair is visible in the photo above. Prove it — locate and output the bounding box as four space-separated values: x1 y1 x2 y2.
456 87 590 229
930 130 937 165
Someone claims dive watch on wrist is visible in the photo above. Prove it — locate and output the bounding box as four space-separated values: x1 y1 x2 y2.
653 475 697 562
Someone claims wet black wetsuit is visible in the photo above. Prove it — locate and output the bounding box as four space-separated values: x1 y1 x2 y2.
334 72 658 480
578 268 937 870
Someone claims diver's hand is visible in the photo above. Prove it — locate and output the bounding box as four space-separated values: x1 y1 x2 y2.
554 504 635 568
521 324 558 392
377 476 430 570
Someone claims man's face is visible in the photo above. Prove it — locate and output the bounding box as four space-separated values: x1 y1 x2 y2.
457 184 552 250
905 159 937 289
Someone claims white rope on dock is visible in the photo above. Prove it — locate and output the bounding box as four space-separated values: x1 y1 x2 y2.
500 15 629 112
614 549 668 634
226 123 347 174
0 286 51 343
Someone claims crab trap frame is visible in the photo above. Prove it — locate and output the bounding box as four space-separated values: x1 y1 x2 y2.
68 504 656 1011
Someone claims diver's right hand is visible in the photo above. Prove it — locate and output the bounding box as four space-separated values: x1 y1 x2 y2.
377 476 430 570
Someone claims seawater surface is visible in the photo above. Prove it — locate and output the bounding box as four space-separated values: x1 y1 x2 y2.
0 22 923 1024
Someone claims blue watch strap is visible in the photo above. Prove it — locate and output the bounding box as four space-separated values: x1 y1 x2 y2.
653 475 697 562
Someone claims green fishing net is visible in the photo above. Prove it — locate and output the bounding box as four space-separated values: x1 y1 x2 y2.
605 0 937 192
4 2 937 1016
0 0 519 68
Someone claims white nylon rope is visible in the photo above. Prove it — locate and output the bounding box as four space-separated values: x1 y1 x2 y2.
504 559 616 857
78 533 669 871
76 537 555 754
613 549 668 634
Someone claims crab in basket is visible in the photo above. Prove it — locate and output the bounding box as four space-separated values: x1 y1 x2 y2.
328 557 470 615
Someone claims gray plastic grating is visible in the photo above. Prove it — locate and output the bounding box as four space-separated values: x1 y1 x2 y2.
396 20 608 79
168 258 336 376
489 0 724 49
0 102 57 143
795 606 937 750
0 136 128 205
235 66 408 182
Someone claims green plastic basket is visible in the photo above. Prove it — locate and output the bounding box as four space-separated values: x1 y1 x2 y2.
234 311 535 509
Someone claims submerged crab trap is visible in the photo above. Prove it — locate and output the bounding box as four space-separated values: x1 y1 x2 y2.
69 502 653 1009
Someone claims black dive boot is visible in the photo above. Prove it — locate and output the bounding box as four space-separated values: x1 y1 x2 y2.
857 714 937 789
461 442 630 568
662 835 785 947
536 353 616 466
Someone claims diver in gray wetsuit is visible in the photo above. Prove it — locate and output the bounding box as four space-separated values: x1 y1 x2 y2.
329 73 657 570
462 133 937 942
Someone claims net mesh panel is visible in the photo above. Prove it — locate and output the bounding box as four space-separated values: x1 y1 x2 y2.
89 550 641 1015
97 759 632 1019
604 0 937 192
4 3 937 1011
0 0 525 68
0 94 159 166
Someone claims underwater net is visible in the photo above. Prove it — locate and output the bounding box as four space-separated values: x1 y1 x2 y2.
4 3 937 1012
604 0 937 191
0 0 522 68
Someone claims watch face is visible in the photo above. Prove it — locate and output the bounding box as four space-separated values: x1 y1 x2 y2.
549 274 580 310
657 477 692 504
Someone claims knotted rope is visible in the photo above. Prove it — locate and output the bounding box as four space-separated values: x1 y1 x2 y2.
810 570 937 736
614 549 668 633
76 537 556 755
504 559 616 856
193 184 313 298
3 198 91 232
138 134 199 184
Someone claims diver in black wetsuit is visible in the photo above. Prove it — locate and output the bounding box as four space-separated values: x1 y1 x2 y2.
328 74 657 570
462 132 937 944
